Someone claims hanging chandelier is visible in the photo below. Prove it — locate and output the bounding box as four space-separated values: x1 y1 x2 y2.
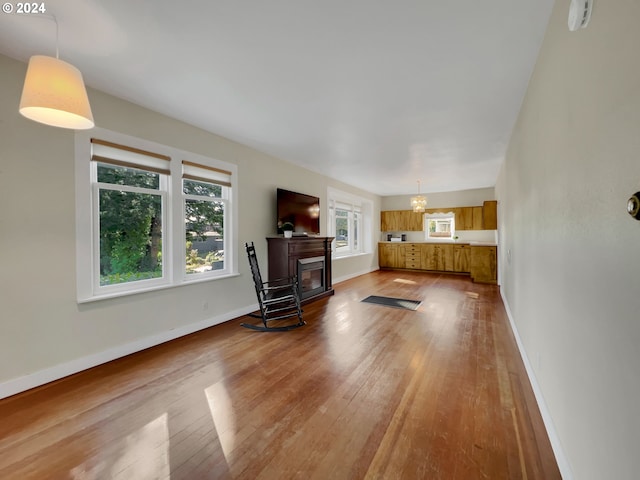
410 180 427 213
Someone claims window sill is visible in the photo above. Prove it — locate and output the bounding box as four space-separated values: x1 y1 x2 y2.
333 252 371 260
181 271 240 287
78 272 240 304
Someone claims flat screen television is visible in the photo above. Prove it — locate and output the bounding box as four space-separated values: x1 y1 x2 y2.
276 188 320 235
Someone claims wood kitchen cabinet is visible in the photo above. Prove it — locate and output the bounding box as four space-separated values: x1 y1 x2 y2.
379 242 497 285
456 207 474 231
421 244 454 272
408 211 424 231
483 200 498 230
403 243 422 269
380 210 423 232
380 211 399 232
420 244 435 270
379 243 407 268
453 244 470 272
378 243 396 268
472 207 484 230
470 245 497 284
456 206 484 230
453 208 465 230
381 201 497 233
397 211 423 231
380 242 425 270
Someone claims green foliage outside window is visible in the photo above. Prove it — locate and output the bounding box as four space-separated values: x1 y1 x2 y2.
184 180 225 274
98 172 163 286
98 166 226 285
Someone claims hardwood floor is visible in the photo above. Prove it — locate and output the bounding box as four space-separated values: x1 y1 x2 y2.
0 270 560 479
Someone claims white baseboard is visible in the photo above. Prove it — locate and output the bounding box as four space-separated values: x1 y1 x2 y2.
333 267 379 285
500 290 573 479
0 303 258 400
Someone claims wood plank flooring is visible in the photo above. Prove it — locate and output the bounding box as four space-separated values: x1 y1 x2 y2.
0 270 561 479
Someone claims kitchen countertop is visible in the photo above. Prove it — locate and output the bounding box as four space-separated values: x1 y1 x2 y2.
379 241 497 246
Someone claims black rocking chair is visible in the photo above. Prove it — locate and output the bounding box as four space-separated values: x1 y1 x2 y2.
241 242 305 332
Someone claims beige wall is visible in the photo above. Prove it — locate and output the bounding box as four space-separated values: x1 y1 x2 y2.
496 1 640 478
0 54 380 396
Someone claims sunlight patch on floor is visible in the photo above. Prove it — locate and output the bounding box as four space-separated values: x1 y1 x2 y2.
393 278 417 285
335 308 352 333
326 306 364 370
70 413 170 480
205 381 236 463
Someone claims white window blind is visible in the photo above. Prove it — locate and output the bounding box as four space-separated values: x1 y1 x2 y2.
90 138 171 175
182 160 232 187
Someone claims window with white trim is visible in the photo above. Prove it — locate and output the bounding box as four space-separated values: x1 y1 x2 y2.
327 187 372 258
182 161 230 277
75 129 237 302
425 212 456 240
92 138 169 291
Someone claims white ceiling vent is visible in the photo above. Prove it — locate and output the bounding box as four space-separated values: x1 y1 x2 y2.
568 0 593 31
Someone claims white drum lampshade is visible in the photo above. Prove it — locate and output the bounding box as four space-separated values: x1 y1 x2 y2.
19 55 94 130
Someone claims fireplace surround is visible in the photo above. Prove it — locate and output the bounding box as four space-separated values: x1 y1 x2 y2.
266 236 334 304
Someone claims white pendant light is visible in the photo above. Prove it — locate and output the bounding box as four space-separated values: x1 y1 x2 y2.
18 17 94 129
411 180 427 213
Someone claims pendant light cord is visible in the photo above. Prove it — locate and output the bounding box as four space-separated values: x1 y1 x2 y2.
53 15 59 59
35 14 60 58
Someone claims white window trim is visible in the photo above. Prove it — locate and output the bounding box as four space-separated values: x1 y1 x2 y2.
327 187 373 259
75 128 238 303
91 174 170 297
182 181 230 283
424 211 456 241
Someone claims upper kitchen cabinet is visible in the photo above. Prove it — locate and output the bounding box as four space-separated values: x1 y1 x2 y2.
452 202 497 231
456 207 474 230
381 210 423 231
381 201 497 232
482 200 498 230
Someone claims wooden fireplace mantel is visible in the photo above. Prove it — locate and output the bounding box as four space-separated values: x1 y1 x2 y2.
266 236 335 304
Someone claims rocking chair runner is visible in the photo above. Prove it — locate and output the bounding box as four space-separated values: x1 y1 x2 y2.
241 242 305 331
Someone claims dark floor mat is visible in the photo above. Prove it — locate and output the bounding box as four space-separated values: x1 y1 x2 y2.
361 295 422 310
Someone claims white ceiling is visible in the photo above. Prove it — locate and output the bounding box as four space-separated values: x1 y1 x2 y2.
0 0 555 196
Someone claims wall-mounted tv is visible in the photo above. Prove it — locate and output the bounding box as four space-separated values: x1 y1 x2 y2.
276 188 320 235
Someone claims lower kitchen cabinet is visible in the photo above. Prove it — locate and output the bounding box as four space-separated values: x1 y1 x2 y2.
379 243 400 268
421 244 453 271
453 244 470 272
379 242 497 284
470 246 497 284
404 243 422 269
